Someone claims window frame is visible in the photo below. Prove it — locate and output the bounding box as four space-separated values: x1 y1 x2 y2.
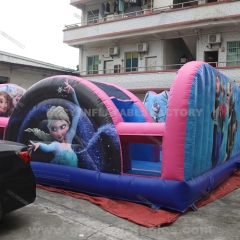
125 52 139 72
0 76 9 84
87 55 99 74
226 41 240 66
87 10 99 24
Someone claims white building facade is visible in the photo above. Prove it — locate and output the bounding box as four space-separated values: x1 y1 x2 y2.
0 51 77 89
64 0 240 98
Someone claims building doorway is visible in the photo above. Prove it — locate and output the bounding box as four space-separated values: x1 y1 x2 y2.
146 56 157 71
104 60 113 74
204 51 218 67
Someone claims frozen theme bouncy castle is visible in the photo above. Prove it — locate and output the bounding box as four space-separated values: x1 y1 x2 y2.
4 61 240 212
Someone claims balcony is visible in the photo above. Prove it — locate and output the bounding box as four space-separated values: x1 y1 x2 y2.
74 61 240 92
64 0 240 48
68 0 201 27
77 61 240 75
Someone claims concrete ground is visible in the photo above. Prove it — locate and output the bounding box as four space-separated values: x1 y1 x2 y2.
0 187 239 240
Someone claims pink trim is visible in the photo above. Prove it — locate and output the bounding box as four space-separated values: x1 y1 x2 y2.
0 117 9 139
161 61 205 181
117 123 164 160
148 91 158 95
101 82 154 122
117 122 165 136
0 117 9 126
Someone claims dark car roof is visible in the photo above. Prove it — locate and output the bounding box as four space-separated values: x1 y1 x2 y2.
0 141 26 152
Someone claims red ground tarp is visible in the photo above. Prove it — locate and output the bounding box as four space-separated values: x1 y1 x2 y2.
37 170 240 227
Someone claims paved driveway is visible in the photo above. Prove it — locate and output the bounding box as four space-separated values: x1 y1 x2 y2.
0 188 240 240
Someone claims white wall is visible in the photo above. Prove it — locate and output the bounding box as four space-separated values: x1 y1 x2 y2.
79 30 240 88
0 64 73 89
154 0 173 9
197 32 240 66
83 71 177 89
80 40 164 74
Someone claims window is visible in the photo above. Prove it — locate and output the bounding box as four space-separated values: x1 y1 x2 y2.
87 10 99 24
87 56 99 74
126 52 138 72
227 41 240 66
0 76 9 84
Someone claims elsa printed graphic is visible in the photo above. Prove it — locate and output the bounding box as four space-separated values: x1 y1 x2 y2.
26 80 80 167
25 79 120 172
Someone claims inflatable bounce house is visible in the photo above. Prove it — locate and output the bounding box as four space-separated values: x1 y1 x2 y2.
3 61 240 212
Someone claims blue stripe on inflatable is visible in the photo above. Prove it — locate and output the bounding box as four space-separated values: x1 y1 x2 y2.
184 64 222 180
205 67 215 171
199 65 208 175
218 74 228 165
192 67 205 177
111 98 146 122
184 76 197 180
31 153 239 212
202 65 214 173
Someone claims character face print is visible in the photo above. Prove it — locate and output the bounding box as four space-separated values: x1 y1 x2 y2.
227 92 230 104
49 120 69 143
216 75 220 94
152 103 160 113
221 83 225 100
0 95 10 113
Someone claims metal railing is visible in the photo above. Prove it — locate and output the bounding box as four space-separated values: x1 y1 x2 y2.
78 64 191 75
208 60 240 67
75 61 240 75
65 0 202 29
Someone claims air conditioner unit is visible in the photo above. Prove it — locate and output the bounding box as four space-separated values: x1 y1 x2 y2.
208 34 221 44
137 43 148 52
108 46 119 56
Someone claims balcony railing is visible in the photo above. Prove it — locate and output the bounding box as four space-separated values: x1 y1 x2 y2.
76 61 240 75
65 0 202 29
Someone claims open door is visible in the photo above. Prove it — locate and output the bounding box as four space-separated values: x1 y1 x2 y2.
204 51 218 67
104 60 113 74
